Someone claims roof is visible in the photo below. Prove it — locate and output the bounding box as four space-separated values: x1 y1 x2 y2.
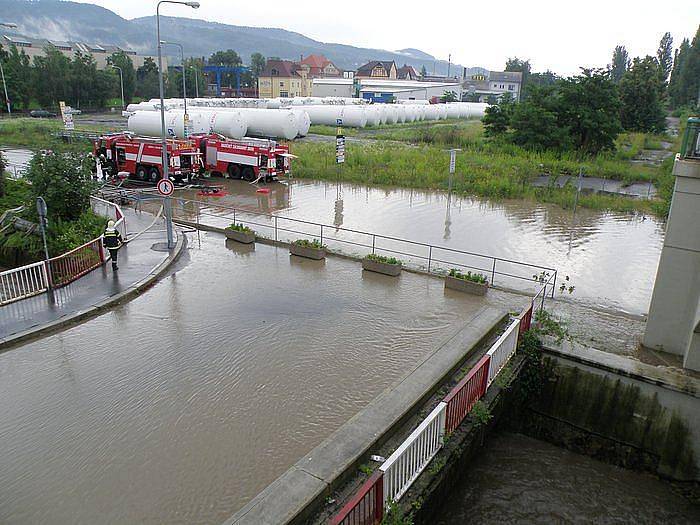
489 71 522 83
397 64 418 79
2 33 141 56
261 59 300 78
312 78 354 85
357 60 396 75
300 54 330 69
359 78 460 90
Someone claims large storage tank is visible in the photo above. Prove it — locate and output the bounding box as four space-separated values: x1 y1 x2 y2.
128 109 248 139
235 108 299 140
446 103 461 119
365 106 381 127
284 108 311 136
302 105 367 127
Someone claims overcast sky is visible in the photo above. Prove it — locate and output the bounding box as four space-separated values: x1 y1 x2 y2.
72 0 698 75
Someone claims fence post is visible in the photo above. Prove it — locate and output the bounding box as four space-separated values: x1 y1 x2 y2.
320 224 324 245
428 245 433 272
375 475 384 522
551 270 557 298
233 209 236 225
491 259 496 286
274 216 278 242
372 234 376 254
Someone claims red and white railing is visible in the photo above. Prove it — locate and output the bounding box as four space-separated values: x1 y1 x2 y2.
0 197 127 306
330 298 541 524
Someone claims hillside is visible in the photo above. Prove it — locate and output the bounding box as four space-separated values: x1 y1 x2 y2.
0 0 478 74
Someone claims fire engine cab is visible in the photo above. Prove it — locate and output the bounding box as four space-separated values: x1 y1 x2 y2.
94 133 201 183
189 133 292 182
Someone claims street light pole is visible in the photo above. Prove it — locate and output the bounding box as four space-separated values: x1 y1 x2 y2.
0 22 18 116
156 0 199 249
160 41 187 115
111 65 124 110
191 65 199 98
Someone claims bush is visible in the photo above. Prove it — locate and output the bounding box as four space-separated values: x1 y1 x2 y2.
226 222 253 233
0 152 5 198
448 268 487 284
293 238 326 249
365 253 401 265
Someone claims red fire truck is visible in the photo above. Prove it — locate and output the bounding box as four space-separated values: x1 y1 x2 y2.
93 133 201 183
189 133 292 182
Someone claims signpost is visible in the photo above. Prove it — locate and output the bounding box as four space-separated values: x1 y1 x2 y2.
58 101 74 131
157 178 175 197
448 148 460 193
336 118 345 164
36 196 54 301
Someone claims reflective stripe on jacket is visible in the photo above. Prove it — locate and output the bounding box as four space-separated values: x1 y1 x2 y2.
103 229 123 249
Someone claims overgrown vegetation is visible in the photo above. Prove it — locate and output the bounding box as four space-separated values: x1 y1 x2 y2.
448 268 487 284
381 501 414 525
0 118 112 151
470 400 493 427
226 222 253 233
365 253 401 265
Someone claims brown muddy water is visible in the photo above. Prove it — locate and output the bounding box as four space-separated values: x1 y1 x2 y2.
171 177 663 315
0 234 489 524
434 432 700 524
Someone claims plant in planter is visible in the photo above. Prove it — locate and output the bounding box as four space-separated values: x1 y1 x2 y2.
290 238 326 260
225 222 256 244
445 268 489 295
362 253 402 277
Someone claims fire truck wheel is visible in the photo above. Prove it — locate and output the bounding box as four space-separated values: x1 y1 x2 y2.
136 166 148 181
149 168 161 183
227 164 241 179
242 167 255 182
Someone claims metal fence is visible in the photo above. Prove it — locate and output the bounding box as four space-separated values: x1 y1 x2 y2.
330 298 542 524
48 237 105 287
0 261 50 306
486 320 520 387
170 197 558 297
90 196 127 240
380 402 447 505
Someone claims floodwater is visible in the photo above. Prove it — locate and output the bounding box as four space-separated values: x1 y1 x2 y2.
173 177 664 315
0 147 32 178
434 432 700 524
0 235 488 524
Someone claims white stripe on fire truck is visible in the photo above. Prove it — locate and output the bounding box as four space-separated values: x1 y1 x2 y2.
136 142 145 163
125 153 138 161
217 152 257 167
140 155 163 165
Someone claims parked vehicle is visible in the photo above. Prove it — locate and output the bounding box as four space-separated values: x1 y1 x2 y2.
189 133 292 182
93 133 202 183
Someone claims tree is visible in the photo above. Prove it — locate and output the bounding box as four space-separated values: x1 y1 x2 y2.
209 49 242 66
420 65 427 78
510 86 571 151
0 152 5 198
610 45 630 83
657 32 674 82
523 70 559 100
505 57 531 85
440 90 458 102
483 93 514 137
250 52 266 80
558 68 622 154
619 56 666 132
32 46 71 108
136 57 160 100
0 43 32 110
668 25 700 108
107 51 136 104
25 152 94 222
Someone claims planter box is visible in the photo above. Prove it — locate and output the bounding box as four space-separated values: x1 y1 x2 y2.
362 258 402 277
225 229 255 244
445 275 489 296
290 243 326 260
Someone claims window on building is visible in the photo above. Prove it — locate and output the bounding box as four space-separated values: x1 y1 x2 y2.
280 91 288 98
271 68 278 76
280 81 284 87
508 84 514 91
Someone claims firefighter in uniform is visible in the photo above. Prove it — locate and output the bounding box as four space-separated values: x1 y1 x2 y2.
103 220 124 271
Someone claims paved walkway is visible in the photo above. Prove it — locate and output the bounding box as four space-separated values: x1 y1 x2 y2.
0 207 181 347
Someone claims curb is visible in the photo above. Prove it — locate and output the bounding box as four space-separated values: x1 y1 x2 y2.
0 229 187 352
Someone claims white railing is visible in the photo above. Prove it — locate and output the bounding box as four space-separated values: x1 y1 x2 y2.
380 402 446 505
90 196 127 240
0 261 49 306
486 318 520 387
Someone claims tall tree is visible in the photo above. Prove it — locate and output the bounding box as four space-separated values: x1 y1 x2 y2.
32 46 71 108
558 68 622 154
0 44 32 110
209 49 242 66
250 52 266 80
505 57 531 85
610 45 630 83
420 65 427 78
107 51 136 104
510 85 571 150
483 93 514 137
669 38 690 106
619 56 666 132
136 57 160 100
674 25 700 108
656 32 674 82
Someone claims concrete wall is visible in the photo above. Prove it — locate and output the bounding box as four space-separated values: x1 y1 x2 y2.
311 82 353 98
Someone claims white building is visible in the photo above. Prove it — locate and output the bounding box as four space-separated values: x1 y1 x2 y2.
312 77 461 102
312 77 354 98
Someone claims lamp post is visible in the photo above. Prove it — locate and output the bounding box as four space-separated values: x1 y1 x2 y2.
111 65 124 110
190 65 199 98
156 0 199 249
160 40 187 116
0 22 18 116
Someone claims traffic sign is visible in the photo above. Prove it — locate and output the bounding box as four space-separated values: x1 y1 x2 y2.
449 149 457 174
157 178 175 196
336 135 346 164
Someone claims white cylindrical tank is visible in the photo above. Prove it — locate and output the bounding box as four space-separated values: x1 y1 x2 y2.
384 105 398 125
284 108 311 136
446 103 461 119
341 106 368 128
235 108 298 140
365 106 381 127
395 105 406 123
302 105 367 128
424 105 439 121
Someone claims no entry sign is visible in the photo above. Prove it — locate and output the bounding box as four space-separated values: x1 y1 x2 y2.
157 178 175 196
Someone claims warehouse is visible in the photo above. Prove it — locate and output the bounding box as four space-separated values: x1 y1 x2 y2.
358 78 462 102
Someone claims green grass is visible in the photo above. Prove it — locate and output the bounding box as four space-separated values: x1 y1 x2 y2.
0 178 32 215
0 117 116 152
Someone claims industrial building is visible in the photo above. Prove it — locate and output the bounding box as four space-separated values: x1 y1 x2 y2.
0 33 161 69
462 70 523 101
257 54 341 98
311 77 461 102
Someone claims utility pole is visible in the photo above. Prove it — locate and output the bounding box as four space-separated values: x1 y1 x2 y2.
191 65 199 98
111 65 124 110
0 22 18 115
156 1 200 249
447 54 451 78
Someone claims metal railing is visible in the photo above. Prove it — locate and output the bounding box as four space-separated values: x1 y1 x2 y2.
0 261 49 306
168 196 558 297
444 354 491 434
90 196 127 240
330 471 384 525
486 319 520 387
380 402 447 506
517 302 534 343
48 237 105 287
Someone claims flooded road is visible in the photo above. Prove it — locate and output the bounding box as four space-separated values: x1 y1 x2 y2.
176 177 663 315
0 234 489 524
0 147 32 178
434 432 700 524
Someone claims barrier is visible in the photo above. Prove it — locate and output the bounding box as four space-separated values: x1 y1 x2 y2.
90 196 127 240
486 320 520 387
518 301 533 342
0 261 49 306
48 237 105 287
443 354 491 434
330 471 384 525
380 402 446 505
